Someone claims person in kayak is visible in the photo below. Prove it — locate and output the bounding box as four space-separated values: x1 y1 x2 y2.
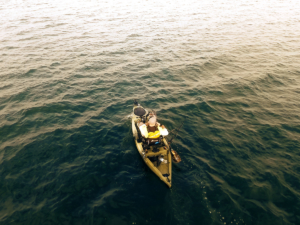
138 115 168 139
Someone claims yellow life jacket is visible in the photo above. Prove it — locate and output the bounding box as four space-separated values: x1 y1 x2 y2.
139 123 168 138
146 125 161 139
147 130 161 139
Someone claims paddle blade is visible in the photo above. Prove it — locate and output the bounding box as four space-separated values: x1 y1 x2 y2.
171 149 181 163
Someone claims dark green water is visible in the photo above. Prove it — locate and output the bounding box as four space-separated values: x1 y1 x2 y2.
1 0 300 224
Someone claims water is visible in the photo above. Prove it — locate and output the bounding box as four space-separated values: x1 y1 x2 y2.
1 0 300 224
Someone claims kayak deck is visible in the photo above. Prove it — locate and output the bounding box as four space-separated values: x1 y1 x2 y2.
145 144 171 175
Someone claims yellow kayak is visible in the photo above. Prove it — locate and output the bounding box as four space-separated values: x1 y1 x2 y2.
131 101 172 188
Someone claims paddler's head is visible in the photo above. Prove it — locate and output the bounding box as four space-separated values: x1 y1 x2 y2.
148 116 157 127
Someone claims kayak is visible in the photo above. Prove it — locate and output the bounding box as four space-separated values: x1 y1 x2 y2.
132 100 172 188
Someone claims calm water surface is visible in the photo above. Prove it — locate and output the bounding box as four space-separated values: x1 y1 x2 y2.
1 0 300 224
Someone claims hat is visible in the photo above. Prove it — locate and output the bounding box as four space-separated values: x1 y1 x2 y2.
148 116 157 127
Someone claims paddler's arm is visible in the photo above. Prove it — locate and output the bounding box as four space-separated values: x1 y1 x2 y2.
158 124 169 136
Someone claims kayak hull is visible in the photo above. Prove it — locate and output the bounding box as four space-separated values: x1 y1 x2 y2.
132 104 172 188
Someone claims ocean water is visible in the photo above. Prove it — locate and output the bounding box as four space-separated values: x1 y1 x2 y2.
1 0 300 224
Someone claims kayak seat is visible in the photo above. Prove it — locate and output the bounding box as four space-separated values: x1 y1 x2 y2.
144 137 161 146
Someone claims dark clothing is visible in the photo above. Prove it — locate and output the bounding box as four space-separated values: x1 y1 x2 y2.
147 125 158 133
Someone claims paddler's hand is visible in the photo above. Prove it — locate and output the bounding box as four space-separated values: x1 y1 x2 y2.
161 125 165 129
